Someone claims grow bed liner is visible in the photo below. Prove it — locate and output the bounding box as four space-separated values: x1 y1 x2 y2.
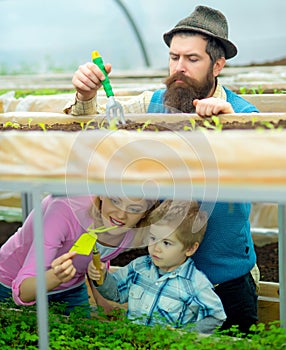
1 111 286 133
1 126 286 188
1 93 286 114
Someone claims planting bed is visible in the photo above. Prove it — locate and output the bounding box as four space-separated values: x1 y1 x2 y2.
1 117 286 132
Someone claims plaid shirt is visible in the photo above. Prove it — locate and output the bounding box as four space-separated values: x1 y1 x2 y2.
96 255 226 333
63 80 227 116
64 91 154 115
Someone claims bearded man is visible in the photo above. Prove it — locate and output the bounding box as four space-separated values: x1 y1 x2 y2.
66 5 259 335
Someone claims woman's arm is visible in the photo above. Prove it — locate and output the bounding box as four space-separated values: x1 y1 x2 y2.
19 251 77 302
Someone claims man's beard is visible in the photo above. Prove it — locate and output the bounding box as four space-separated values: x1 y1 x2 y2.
163 69 215 113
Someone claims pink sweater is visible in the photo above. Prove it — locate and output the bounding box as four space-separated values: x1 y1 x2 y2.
0 195 133 305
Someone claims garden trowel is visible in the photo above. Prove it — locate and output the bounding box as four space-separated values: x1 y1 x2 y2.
69 224 117 285
92 50 125 125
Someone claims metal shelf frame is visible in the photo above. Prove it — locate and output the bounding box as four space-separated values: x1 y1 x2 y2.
1 179 285 349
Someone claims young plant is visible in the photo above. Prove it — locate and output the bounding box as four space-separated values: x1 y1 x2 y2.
106 118 119 131
37 122 47 132
183 118 196 131
27 118 33 128
239 86 248 94
251 116 258 127
137 119 152 132
80 119 95 131
256 85 265 94
260 121 275 129
203 116 223 131
3 121 20 129
1 302 286 349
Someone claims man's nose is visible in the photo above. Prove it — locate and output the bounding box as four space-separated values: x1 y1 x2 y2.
175 58 186 73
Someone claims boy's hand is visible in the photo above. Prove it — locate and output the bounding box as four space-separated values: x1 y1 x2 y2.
88 260 106 281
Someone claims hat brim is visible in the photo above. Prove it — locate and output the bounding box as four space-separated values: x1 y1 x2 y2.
163 26 237 59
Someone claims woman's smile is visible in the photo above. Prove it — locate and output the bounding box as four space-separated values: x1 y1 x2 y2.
109 216 125 226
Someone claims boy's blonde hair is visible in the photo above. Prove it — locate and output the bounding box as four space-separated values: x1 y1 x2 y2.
148 200 208 249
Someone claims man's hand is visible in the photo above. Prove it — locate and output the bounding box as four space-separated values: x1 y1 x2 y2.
51 251 77 283
193 97 234 117
72 62 112 101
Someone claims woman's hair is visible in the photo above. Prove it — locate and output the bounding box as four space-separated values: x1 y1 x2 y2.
148 200 208 249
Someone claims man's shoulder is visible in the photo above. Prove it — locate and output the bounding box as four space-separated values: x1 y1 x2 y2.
148 89 167 113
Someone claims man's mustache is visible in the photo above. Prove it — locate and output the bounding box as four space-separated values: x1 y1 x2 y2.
164 73 199 88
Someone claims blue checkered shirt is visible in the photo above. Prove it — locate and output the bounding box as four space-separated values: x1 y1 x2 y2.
96 255 226 332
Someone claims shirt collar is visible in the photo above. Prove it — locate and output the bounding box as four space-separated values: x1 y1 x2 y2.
213 79 226 100
155 258 195 280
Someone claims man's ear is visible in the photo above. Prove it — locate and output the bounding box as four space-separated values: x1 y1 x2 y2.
213 57 226 77
185 242 199 257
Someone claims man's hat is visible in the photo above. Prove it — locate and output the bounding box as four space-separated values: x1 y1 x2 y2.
163 5 237 59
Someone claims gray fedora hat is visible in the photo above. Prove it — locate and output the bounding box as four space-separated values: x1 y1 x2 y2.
163 5 237 59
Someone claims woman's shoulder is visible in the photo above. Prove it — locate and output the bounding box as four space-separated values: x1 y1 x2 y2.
47 195 95 210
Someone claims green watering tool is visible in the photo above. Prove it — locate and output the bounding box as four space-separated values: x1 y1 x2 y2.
69 224 117 285
92 51 125 125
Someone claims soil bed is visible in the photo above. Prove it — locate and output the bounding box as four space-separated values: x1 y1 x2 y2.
1 118 286 132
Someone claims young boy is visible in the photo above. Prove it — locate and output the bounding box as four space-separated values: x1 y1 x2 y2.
88 200 226 334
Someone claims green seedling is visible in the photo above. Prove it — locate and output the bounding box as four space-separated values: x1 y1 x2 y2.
0 89 74 98
273 88 286 94
106 117 119 130
183 118 196 131
137 119 152 132
27 118 33 128
260 121 275 129
203 116 223 131
98 119 107 129
38 123 47 132
80 119 95 131
256 85 264 94
239 86 248 94
250 86 264 94
251 116 258 127
3 121 20 129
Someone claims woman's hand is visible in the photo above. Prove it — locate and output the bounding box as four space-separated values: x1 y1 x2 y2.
51 251 77 283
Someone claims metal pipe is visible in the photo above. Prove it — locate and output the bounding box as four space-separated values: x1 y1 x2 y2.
113 0 151 67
